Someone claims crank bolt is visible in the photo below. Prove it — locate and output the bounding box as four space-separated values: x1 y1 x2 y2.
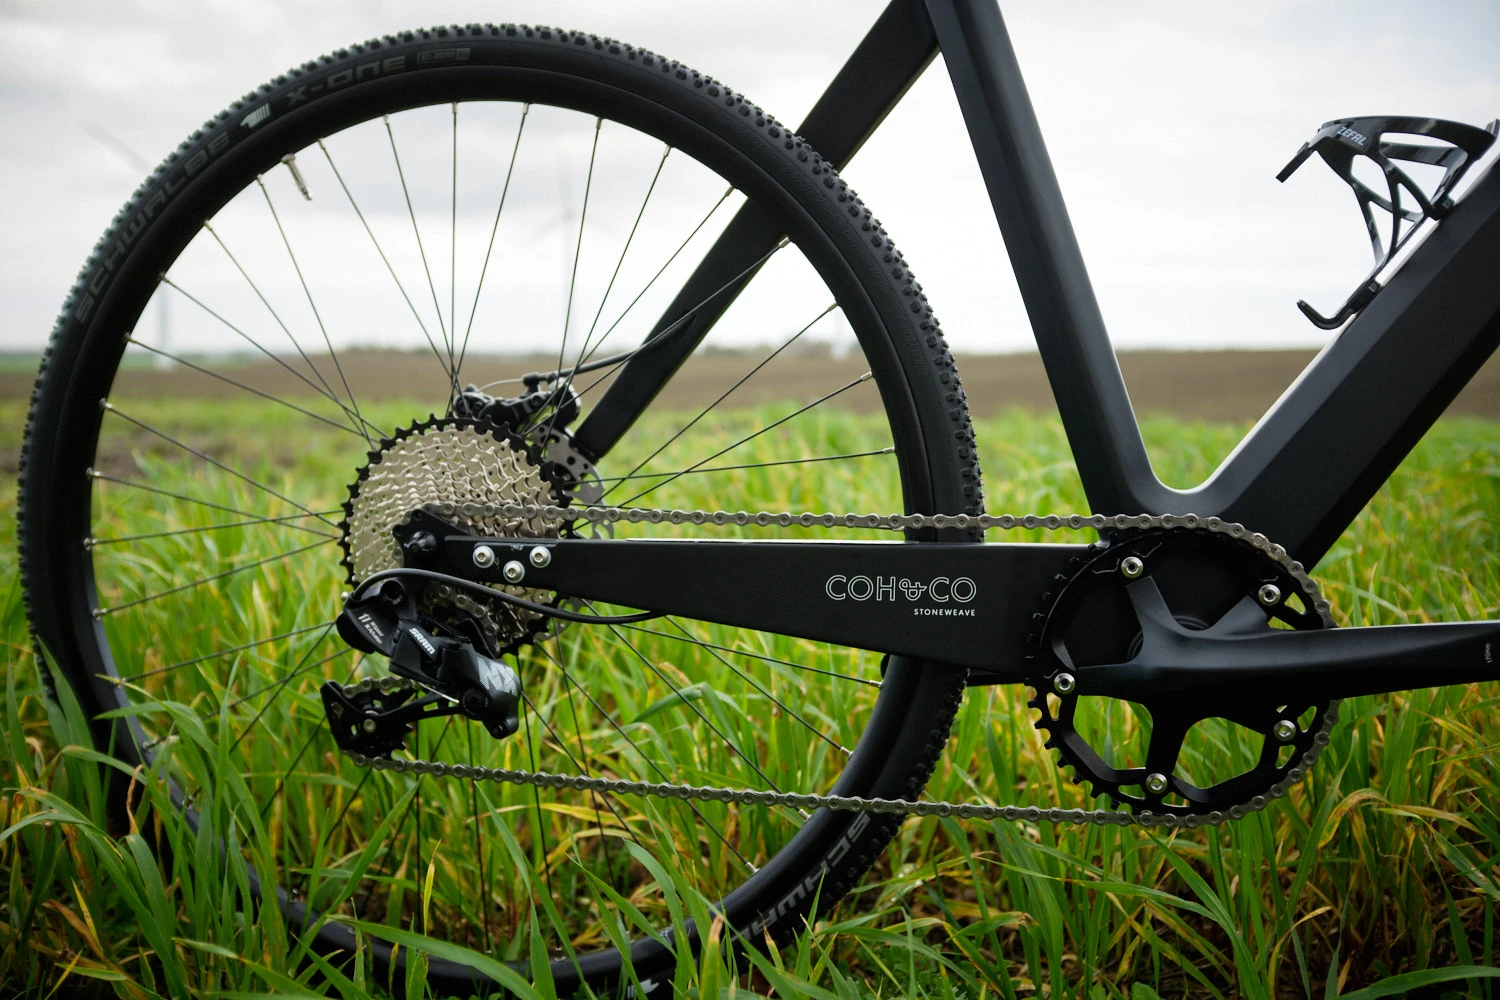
1258 583 1282 606
1052 672 1077 695
502 560 526 584
529 545 552 568
472 544 496 569
1145 772 1169 794
1273 719 1298 742
1120 555 1145 579
361 718 377 734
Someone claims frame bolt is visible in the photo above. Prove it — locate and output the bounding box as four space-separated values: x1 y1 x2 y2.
1120 555 1145 579
1273 719 1298 742
502 560 526 584
1145 772 1169 794
1052 672 1076 695
529 545 552 568
472 545 496 569
1258 583 1282 606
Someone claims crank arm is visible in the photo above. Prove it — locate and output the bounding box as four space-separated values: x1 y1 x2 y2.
1075 580 1500 703
407 523 1088 676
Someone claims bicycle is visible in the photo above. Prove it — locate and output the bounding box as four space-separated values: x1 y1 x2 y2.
18 0 1500 994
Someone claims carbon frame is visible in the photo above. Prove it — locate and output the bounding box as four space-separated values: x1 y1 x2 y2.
569 0 1500 572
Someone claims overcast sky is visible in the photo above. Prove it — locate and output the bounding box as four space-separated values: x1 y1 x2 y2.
1 0 1496 356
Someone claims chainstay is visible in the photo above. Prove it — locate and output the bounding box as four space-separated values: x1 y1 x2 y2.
343 507 1341 829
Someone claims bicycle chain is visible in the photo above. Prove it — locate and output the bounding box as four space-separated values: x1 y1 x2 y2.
339 505 1340 829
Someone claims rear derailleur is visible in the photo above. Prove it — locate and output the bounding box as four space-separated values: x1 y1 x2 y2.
320 579 521 758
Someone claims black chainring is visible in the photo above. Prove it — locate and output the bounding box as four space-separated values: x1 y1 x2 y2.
1024 528 1334 817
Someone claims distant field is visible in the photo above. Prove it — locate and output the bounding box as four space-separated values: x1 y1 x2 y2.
3 348 1497 424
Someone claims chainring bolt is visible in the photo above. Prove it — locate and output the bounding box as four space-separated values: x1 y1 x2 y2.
1120 555 1145 579
1145 772 1169 794
1052 672 1077 695
1258 583 1282 606
472 544 496 569
1273 719 1298 742
529 545 552 568
502 560 526 584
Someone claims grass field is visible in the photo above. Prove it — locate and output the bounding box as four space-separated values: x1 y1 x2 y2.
1 393 1497 1000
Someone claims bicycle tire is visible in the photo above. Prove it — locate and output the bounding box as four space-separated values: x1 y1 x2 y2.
20 24 984 995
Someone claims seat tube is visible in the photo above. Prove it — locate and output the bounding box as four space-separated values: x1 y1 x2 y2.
924 0 1164 514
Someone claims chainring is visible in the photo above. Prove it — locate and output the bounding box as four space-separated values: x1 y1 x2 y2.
1026 528 1337 818
339 416 572 655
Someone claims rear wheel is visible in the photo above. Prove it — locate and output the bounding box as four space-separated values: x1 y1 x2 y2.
20 25 983 993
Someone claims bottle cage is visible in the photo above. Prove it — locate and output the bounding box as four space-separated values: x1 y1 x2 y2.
1278 115 1498 329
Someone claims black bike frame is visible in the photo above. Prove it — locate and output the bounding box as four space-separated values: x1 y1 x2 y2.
572 0 1500 571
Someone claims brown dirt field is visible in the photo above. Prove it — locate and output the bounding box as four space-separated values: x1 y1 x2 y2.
2 348 1496 422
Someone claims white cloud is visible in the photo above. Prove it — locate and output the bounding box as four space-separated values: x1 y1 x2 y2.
0 0 1495 354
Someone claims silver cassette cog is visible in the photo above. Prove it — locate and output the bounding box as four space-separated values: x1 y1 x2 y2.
340 418 569 654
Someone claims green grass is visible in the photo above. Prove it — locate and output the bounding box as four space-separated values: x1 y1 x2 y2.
1 397 1497 999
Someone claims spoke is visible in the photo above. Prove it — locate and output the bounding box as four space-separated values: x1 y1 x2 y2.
457 104 530 382
600 615 785 795
160 277 380 436
224 646 353 713
594 447 895 486
615 623 880 688
618 370 873 507
93 539 333 618
664 617 849 757
90 512 340 547
318 767 375 854
200 223 355 421
521 687 554 897
604 304 837 493
573 185 735 370
556 119 603 374
228 623 339 752
120 621 335 683
465 721 493 953
124 338 363 437
536 119 603 450
101 403 341 529
558 239 790 406
569 144 671 379
383 115 455 399
317 139 453 382
450 103 459 383
535 643 753 872
260 653 365 822
254 178 375 448
558 666 632 882
89 472 337 540
518 688 642 858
